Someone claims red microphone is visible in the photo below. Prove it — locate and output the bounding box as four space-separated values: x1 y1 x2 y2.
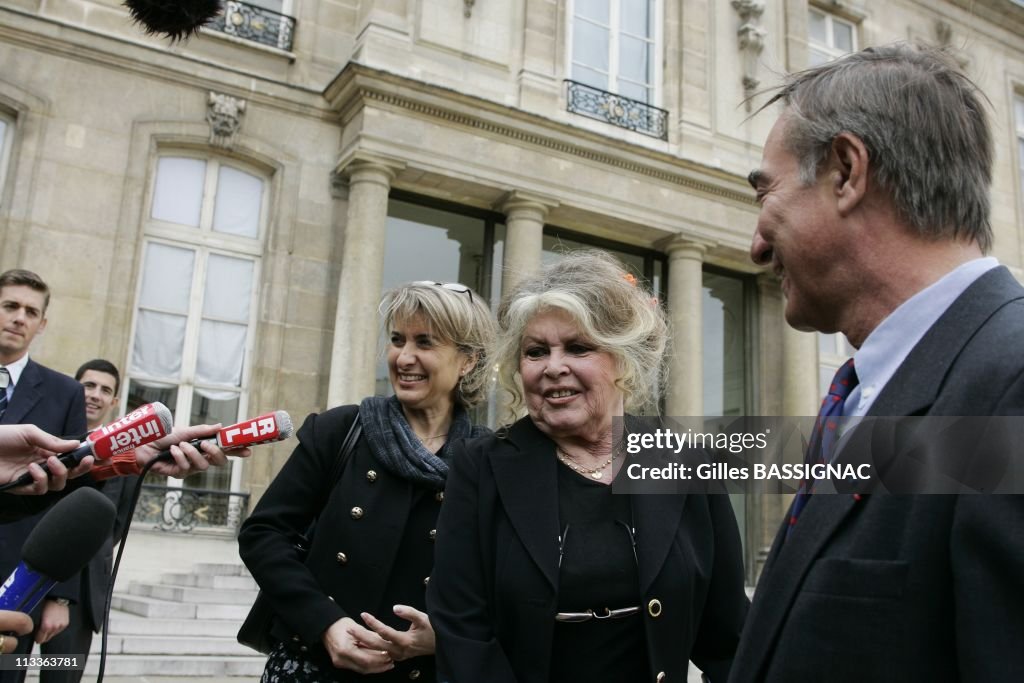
90 411 295 481
0 403 174 491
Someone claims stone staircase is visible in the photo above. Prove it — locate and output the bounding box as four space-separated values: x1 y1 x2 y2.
84 562 267 678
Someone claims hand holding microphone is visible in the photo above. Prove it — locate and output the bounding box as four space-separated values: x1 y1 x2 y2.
0 403 173 493
0 425 89 495
91 411 294 481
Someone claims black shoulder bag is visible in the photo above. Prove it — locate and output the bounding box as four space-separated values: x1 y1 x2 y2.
237 415 363 654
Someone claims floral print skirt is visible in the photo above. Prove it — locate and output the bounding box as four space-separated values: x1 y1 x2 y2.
261 642 331 682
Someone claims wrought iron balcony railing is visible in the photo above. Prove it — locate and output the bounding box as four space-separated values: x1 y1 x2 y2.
207 1 295 52
565 80 668 140
134 484 251 534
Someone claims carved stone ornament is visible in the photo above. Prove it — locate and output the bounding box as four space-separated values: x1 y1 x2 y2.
206 91 247 149
732 0 767 109
464 0 475 18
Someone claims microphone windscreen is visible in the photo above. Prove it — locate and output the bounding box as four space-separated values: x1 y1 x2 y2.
21 488 117 582
153 402 174 434
123 0 222 41
274 411 294 440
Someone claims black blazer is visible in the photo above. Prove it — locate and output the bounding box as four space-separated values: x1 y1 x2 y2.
729 266 1024 683
239 405 444 682
427 417 749 683
0 359 87 604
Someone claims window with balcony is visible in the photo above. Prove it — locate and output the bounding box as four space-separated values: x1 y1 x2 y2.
566 0 667 139
207 0 296 51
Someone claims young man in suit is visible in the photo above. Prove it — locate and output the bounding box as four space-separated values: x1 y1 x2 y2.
732 44 1024 682
38 360 135 683
0 269 87 681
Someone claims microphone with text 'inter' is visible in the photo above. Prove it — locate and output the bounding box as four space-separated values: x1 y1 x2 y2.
0 488 116 614
89 411 295 481
0 403 173 491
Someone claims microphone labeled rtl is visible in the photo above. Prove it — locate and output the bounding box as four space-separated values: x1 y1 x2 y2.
90 411 295 481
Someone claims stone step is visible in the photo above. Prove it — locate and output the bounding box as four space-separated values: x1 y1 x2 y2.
192 562 250 576
111 594 197 619
82 654 267 677
89 634 255 657
114 591 252 620
105 613 243 637
196 601 252 621
129 582 259 605
160 572 259 590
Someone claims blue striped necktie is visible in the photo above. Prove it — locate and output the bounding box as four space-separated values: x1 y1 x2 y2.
787 358 858 536
0 367 10 421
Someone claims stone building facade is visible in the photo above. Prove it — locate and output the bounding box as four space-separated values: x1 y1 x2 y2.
2 0 1023 581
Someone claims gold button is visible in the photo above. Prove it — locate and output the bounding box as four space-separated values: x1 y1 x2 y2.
435 491 444 502
428 529 437 541
647 598 662 618
423 576 430 586
656 673 665 682
300 645 308 652
367 470 377 482
408 671 421 680
336 552 348 565
328 595 336 602
350 507 364 520
291 635 301 642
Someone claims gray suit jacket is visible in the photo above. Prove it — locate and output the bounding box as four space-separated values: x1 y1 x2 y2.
729 266 1024 683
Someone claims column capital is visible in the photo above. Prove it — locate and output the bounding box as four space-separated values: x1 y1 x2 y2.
660 235 715 259
333 151 406 182
497 190 559 217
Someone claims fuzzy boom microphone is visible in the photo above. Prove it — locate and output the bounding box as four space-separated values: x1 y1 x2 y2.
123 0 223 41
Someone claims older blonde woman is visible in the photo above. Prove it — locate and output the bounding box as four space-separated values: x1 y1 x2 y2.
427 251 748 683
240 282 495 682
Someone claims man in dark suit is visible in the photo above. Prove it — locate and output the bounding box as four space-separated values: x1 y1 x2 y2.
733 44 1024 682
0 269 87 681
39 360 136 683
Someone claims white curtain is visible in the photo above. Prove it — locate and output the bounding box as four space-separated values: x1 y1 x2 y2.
151 157 205 227
213 166 262 238
130 243 194 379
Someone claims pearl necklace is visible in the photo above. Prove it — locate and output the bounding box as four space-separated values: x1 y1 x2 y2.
556 447 617 480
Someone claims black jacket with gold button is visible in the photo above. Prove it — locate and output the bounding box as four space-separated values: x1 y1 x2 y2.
239 405 446 681
427 417 750 683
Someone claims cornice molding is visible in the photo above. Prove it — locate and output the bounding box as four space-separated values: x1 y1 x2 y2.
327 65 758 208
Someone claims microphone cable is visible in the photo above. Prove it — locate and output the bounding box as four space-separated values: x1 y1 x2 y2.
95 455 172 683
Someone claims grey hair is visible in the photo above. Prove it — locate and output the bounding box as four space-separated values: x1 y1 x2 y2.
495 249 668 414
379 282 496 407
759 43 993 252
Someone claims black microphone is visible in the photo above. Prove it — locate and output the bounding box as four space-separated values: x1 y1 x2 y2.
0 488 117 613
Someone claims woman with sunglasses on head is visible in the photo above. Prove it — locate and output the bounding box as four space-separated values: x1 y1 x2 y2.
427 251 748 683
239 281 495 682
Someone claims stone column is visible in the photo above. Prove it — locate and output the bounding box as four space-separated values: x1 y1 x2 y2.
782 323 820 416
499 192 556 297
327 159 399 408
664 239 707 416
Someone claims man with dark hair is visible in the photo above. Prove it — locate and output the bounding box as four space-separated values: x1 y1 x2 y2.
34 360 134 683
731 44 1024 682
0 269 87 681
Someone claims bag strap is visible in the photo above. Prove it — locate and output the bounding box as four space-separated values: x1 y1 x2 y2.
327 413 362 492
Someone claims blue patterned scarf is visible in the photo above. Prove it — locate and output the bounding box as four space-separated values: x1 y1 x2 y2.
358 395 487 488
